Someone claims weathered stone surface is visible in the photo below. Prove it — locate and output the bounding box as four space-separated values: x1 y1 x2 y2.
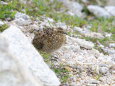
0 34 43 86
14 12 32 26
0 1 8 5
102 47 115 55
105 6 115 16
58 0 85 17
52 34 114 85
1 25 60 86
88 5 111 18
76 38 94 49
109 43 115 48
107 0 115 6
73 27 104 39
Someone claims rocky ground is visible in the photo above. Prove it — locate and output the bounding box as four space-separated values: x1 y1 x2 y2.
0 0 115 86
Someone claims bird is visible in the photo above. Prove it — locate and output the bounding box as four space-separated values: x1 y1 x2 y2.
32 27 66 53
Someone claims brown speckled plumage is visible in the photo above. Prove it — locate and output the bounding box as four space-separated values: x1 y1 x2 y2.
32 27 66 53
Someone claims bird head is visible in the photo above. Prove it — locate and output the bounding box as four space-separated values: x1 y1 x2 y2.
56 27 67 35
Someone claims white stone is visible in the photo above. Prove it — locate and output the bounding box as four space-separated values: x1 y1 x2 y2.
107 0 115 7
0 35 8 52
66 11 75 16
76 38 94 49
82 0 89 3
105 6 115 16
73 27 83 33
99 66 109 74
2 25 60 86
0 21 4 26
88 79 100 84
14 12 32 26
15 12 30 20
0 1 8 5
85 32 104 39
88 5 111 18
58 0 85 17
73 27 104 39
104 32 112 37
109 43 115 48
47 17 54 22
0 34 43 86
14 18 32 26
102 47 115 55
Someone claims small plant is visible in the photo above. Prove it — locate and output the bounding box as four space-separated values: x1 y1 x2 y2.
40 51 51 62
47 13 88 27
111 34 115 41
81 36 99 43
0 0 25 20
89 17 115 33
53 65 70 83
95 45 109 55
0 24 9 32
94 74 102 80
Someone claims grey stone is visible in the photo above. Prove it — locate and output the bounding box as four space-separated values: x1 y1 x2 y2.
88 5 111 18
2 25 60 86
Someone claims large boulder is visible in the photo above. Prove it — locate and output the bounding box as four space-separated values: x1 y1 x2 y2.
0 34 43 86
88 5 111 18
1 25 60 86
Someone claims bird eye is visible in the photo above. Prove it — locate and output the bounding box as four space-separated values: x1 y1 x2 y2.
63 32 67 35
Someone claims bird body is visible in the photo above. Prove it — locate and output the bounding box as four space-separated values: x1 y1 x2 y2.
32 27 66 53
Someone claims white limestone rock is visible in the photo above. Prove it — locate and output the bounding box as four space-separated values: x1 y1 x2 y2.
102 47 115 55
73 27 104 39
99 66 109 74
85 32 104 39
88 5 111 18
76 38 94 49
2 25 60 86
14 12 32 26
0 34 43 86
0 1 8 5
67 36 94 50
0 35 9 52
58 0 85 17
109 43 115 48
105 6 115 16
107 0 115 6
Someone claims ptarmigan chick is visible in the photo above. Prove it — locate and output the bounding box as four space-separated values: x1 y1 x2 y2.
32 27 66 53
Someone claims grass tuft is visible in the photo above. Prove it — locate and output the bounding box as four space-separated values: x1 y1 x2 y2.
0 24 9 32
